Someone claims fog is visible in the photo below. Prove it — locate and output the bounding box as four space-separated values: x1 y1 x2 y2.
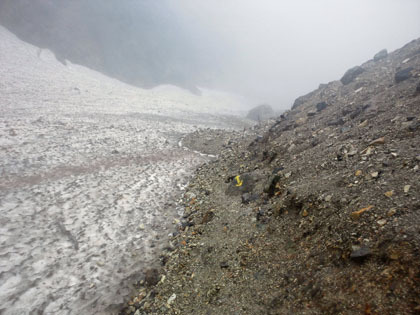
171 0 420 109
1 0 419 110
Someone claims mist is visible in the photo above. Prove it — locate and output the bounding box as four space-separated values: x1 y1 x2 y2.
1 0 419 110
170 0 420 109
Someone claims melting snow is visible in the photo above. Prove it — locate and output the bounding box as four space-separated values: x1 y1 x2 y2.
0 26 248 314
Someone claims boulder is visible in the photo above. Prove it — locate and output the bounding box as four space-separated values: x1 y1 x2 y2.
395 67 413 83
373 49 388 62
246 104 275 122
340 66 365 85
316 101 328 112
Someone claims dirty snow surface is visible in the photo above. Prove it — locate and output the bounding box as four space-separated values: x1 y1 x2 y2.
0 26 249 314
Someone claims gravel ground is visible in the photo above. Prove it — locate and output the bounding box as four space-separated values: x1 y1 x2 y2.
124 38 420 314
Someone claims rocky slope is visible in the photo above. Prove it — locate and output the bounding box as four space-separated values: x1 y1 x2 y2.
122 38 420 314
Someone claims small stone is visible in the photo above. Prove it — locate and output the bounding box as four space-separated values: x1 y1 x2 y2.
307 111 317 117
220 261 229 269
384 191 394 198
325 195 332 202
302 210 309 217
167 293 177 306
351 205 374 220
377 219 387 226
369 137 385 146
134 310 141 315
387 208 397 217
284 172 292 178
139 224 145 230
358 120 368 128
201 211 215 224
350 245 371 260
355 170 362 176
144 268 160 286
404 185 411 193
370 171 379 178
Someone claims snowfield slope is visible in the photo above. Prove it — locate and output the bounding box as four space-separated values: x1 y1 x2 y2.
126 39 420 314
0 26 251 315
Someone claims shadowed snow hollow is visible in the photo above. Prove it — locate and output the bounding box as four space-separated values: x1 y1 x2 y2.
0 26 250 314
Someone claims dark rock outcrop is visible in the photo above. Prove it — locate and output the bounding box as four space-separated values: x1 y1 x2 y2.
340 65 365 85
373 49 388 61
395 67 414 83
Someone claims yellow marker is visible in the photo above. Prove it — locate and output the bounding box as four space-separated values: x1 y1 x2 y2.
235 175 243 187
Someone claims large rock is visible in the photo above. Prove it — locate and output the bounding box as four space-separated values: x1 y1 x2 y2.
395 67 413 83
340 66 365 85
373 49 388 62
246 104 275 122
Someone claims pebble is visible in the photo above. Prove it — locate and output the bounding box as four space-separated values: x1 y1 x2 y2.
377 219 387 226
370 171 379 178
350 245 371 260
404 185 411 193
355 170 362 176
351 205 374 220
369 137 385 146
325 195 332 202
167 293 177 306
384 191 394 198
358 120 368 128
387 208 397 217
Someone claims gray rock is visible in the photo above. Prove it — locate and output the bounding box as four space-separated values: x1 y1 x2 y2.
395 67 413 83
350 245 371 261
219 261 229 268
373 49 388 62
340 66 365 85
327 118 345 126
246 104 275 122
316 101 328 112
144 268 160 286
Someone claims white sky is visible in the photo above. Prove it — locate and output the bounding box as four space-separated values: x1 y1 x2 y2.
172 0 420 109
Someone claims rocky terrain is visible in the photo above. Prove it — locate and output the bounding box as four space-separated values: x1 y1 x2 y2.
0 26 252 315
123 39 420 314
